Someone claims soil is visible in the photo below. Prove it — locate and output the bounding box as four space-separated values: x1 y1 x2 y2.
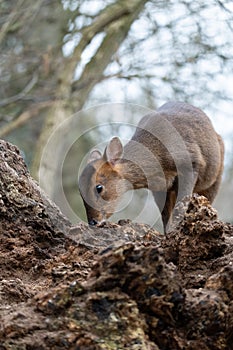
0 139 232 350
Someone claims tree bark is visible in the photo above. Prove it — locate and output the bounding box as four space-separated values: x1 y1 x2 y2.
0 140 232 349
0 139 71 235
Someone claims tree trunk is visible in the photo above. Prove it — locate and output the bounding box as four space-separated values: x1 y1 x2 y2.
31 0 149 203
0 139 71 235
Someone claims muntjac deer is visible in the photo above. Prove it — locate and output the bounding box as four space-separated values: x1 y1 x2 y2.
79 102 224 232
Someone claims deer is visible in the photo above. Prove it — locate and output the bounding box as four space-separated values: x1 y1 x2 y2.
78 101 224 232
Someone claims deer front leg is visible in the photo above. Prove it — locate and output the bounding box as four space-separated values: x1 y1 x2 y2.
153 190 177 233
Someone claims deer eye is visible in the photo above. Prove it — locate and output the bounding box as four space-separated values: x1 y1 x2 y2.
96 184 103 194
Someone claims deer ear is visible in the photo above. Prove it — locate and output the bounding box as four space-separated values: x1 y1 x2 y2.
87 149 102 164
104 137 123 165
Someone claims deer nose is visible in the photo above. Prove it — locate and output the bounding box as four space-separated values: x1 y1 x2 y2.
88 219 98 226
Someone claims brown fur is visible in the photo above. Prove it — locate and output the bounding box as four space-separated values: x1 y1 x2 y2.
79 102 224 232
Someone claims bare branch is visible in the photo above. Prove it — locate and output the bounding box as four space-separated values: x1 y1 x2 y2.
216 0 233 14
58 0 148 90
0 100 54 138
0 73 38 107
71 0 148 104
0 0 26 44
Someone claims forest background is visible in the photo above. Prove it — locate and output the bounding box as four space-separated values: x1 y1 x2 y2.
0 0 233 227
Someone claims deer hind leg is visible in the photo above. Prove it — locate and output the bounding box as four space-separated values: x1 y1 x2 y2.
153 170 199 233
197 171 223 204
197 137 224 204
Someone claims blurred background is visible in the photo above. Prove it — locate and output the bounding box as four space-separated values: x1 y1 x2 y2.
0 0 233 226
